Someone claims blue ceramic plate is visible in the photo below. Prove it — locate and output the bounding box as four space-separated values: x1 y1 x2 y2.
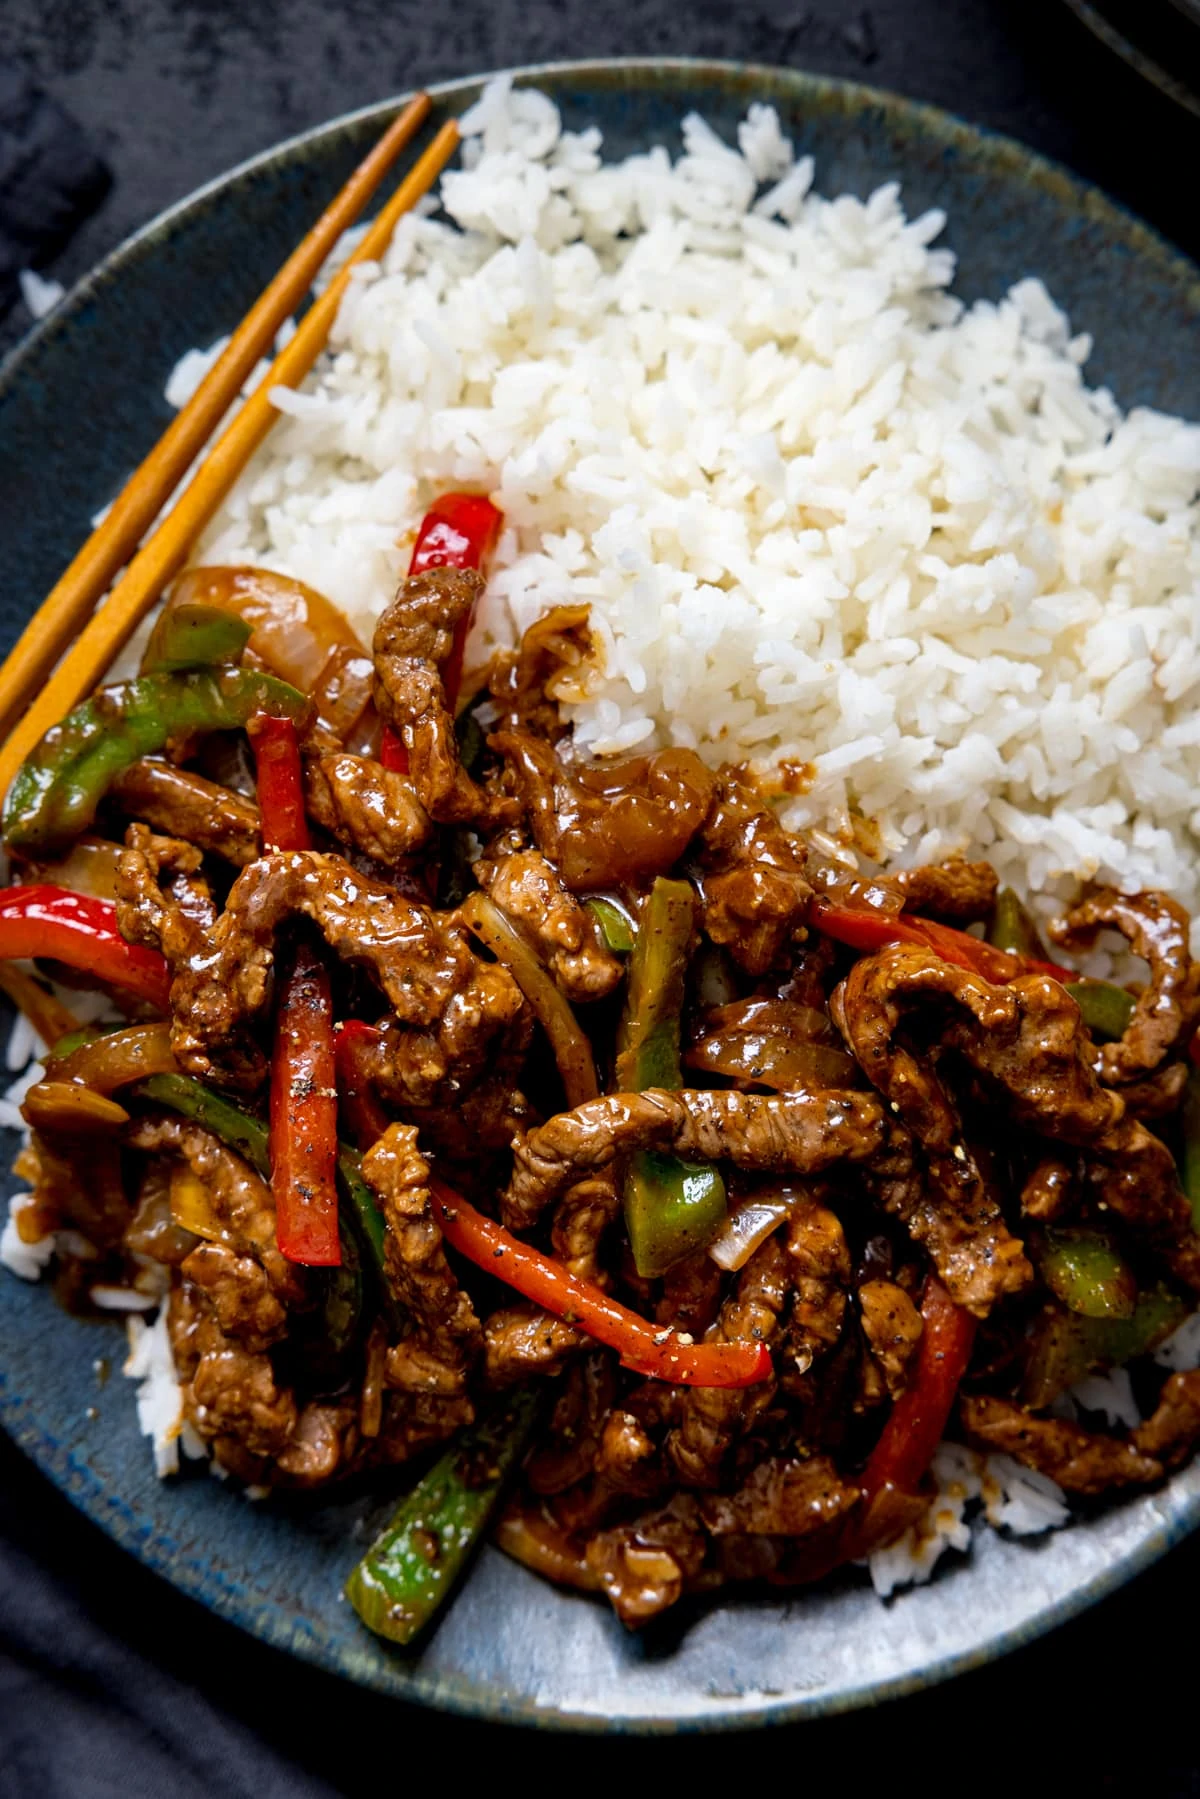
2 59 1200 1733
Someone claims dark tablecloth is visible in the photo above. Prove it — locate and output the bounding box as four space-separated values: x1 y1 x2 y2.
2 1 1200 1789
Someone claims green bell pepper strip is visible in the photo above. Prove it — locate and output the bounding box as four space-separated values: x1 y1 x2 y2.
1022 1283 1188 1408
346 1386 542 1645
142 602 253 672
987 886 1047 960
1064 979 1137 1042
1180 1066 1200 1232
3 667 309 853
586 897 635 954
1034 1227 1137 1320
615 877 726 1278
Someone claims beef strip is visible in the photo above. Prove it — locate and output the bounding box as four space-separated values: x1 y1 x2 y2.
1051 889 1200 1082
697 774 813 976
785 1197 851 1367
372 567 487 822
180 1241 288 1353
474 847 623 1001
124 1113 299 1302
959 1394 1162 1493
500 1087 886 1230
484 1305 583 1386
874 860 998 925
492 728 715 891
120 847 524 1090
550 1176 621 1284
303 749 432 864
584 1495 710 1626
833 943 1200 1305
665 1234 788 1487
1133 1370 1200 1468
700 1453 859 1536
488 602 594 740
361 1123 482 1393
858 1279 923 1397
111 759 260 864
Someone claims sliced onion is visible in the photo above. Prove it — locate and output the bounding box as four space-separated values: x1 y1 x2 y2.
685 1031 858 1091
460 891 598 1107
23 835 124 902
698 997 835 1043
708 1195 796 1271
22 1079 129 1134
48 1022 179 1094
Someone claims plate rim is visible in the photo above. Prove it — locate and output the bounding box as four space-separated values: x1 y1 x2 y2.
3 54 1200 1732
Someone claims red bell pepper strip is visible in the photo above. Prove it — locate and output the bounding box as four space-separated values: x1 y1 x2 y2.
247 713 310 852
380 493 504 773
269 936 340 1266
852 1276 977 1552
429 1178 773 1390
808 897 1073 985
0 885 170 1012
333 1019 392 1149
249 716 340 1265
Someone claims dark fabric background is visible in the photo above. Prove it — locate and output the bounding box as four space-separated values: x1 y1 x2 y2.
2 1 1200 1791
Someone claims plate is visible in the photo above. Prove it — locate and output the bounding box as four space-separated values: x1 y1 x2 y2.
2 57 1200 1733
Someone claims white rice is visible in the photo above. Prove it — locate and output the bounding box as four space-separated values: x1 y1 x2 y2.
183 77 1200 938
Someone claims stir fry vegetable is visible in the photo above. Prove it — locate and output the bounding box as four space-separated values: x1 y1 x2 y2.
853 1278 977 1551
1064 979 1138 1042
3 668 308 852
811 897 1072 984
616 877 727 1278
459 890 598 1107
380 493 503 772
1023 1285 1189 1408
346 1386 541 1644
0 886 170 1010
143 600 253 672
430 1179 772 1388
250 714 340 1267
1034 1227 1136 1320
161 565 375 743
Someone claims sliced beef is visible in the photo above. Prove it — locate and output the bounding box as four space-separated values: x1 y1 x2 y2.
303 749 431 864
483 1305 583 1386
501 1087 886 1230
584 1496 709 1626
492 728 715 891
121 846 524 1089
1051 889 1200 1082
697 773 813 976
111 760 260 865
700 1454 858 1536
666 1234 788 1487
362 1123 482 1392
959 1394 1161 1493
372 566 486 822
858 1279 923 1397
875 860 998 925
1133 1370 1200 1468
474 846 623 1002
785 1197 851 1364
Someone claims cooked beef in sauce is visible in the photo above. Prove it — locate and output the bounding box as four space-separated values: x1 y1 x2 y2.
15 556 1200 1633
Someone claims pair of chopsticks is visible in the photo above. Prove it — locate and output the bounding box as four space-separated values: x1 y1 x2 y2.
0 94 461 803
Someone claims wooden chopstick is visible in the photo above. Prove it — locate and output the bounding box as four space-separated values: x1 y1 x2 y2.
0 93 432 752
0 116 460 805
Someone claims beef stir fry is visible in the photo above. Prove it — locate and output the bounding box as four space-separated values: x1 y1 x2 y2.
6 490 1200 1639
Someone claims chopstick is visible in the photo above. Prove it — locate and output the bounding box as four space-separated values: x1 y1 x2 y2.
0 92 432 753
0 115 460 805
